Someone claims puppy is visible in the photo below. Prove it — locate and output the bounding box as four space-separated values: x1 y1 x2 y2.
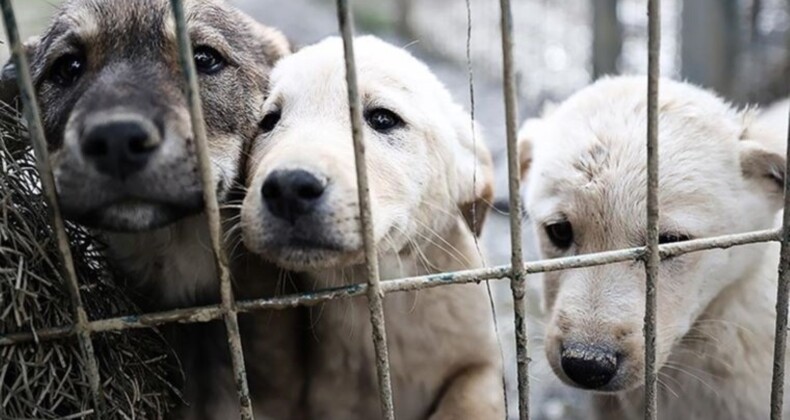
519 76 789 419
241 36 504 420
1 1 302 418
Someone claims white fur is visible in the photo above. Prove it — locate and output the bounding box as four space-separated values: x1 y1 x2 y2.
519 76 789 419
242 36 503 420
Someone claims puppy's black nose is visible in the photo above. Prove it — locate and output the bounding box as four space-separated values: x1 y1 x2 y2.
262 169 326 224
82 120 160 179
560 343 619 389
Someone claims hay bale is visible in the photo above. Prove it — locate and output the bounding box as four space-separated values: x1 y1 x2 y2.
0 103 180 419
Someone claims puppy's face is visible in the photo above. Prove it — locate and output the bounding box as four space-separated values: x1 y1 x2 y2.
2 0 288 231
241 36 492 271
519 77 785 393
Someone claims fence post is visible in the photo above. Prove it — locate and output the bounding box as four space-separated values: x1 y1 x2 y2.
335 1 396 419
644 0 661 419
168 1 254 418
497 0 530 418
769 102 790 420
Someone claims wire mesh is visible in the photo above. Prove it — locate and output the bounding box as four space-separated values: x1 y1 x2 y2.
0 1 787 420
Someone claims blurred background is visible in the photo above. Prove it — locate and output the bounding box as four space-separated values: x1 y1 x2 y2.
3 0 788 418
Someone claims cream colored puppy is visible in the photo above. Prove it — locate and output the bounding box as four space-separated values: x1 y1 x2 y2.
241 36 504 419
519 76 788 419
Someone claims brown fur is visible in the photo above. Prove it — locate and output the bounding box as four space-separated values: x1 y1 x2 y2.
1 1 302 419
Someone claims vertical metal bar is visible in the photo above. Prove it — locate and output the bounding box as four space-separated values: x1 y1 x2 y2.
335 1 396 419
498 0 529 418
770 104 790 420
169 2 253 419
644 0 661 419
0 0 104 416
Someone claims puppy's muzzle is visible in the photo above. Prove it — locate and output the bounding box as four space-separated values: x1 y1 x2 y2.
262 169 326 224
81 116 161 180
560 342 619 390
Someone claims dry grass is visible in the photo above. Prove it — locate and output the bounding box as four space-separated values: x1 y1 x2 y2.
0 103 180 419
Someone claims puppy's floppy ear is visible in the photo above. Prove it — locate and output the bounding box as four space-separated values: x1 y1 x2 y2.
739 139 786 208
517 118 548 183
738 140 786 215
0 36 39 108
450 106 494 237
740 109 788 210
246 19 291 64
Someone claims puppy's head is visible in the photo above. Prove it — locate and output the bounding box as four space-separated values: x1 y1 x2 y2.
519 77 785 393
1 0 289 231
241 36 492 271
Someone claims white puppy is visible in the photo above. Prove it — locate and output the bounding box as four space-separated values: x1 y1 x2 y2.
519 76 788 419
241 36 504 419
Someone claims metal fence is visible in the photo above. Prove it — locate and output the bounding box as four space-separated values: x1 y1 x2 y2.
0 0 788 419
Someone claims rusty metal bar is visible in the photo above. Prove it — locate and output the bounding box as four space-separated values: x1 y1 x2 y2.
0 228 780 347
168 1 253 418
644 0 661 419
770 99 790 419
0 0 104 415
498 0 529 418
335 0 396 419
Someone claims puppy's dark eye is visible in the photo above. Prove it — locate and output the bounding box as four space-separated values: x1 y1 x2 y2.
545 221 574 249
259 110 281 133
193 46 226 75
50 53 85 87
658 233 691 244
364 108 404 133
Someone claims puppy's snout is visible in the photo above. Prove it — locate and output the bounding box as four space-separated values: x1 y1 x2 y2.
81 119 160 179
262 169 326 224
560 342 619 389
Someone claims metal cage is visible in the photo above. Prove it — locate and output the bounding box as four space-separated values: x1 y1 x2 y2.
1 0 788 419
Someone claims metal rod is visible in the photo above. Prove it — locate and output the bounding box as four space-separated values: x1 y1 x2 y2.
497 0 529 418
644 0 661 418
335 1 395 419
0 0 104 415
168 1 253 418
770 98 790 420
4 228 778 353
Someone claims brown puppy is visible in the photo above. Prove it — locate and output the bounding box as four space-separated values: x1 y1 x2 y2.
1 1 302 418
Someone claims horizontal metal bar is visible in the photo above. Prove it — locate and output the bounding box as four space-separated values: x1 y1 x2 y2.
1 228 779 347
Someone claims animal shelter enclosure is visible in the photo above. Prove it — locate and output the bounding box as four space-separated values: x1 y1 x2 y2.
1 0 790 419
